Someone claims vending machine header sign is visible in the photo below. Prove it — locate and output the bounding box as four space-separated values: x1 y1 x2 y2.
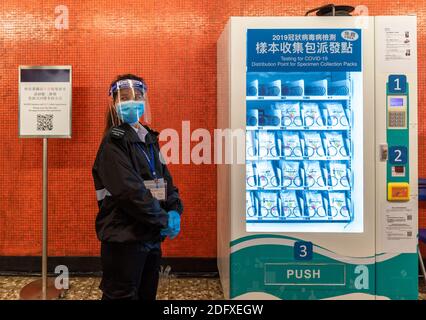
247 28 362 72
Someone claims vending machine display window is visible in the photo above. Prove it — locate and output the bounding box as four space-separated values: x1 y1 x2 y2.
246 70 364 232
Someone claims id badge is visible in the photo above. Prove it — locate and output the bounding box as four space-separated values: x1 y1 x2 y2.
144 178 167 201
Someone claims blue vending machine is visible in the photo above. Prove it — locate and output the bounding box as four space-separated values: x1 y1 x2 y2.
217 16 418 299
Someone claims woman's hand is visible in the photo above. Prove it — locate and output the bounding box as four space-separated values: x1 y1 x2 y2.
160 210 181 239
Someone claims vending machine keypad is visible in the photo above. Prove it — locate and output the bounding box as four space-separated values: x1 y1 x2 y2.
387 96 407 129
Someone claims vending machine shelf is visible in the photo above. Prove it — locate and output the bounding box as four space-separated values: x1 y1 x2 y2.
246 126 351 131
246 95 351 101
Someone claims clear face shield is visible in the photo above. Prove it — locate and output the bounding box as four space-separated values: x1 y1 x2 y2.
108 79 151 126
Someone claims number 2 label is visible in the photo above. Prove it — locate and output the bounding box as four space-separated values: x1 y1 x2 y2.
389 146 407 165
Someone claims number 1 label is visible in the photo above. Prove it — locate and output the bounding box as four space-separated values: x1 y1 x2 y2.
388 75 407 94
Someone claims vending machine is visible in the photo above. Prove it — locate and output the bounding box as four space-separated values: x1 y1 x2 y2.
217 16 418 300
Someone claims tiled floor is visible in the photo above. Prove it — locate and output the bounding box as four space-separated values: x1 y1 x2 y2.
0 275 224 300
0 276 425 300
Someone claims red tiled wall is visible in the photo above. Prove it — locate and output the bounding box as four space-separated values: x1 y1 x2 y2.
0 1 425 257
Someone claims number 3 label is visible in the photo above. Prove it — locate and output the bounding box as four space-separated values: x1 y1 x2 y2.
294 241 313 261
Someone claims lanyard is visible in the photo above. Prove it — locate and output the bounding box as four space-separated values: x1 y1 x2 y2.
137 144 157 180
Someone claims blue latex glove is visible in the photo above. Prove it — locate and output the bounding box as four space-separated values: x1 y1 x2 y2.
160 210 181 239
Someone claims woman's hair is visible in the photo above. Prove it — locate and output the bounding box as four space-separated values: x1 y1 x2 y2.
103 73 146 137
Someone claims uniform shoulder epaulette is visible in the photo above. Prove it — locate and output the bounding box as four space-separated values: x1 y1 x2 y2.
110 127 126 139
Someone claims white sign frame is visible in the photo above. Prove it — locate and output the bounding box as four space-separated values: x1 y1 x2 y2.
19 65 72 138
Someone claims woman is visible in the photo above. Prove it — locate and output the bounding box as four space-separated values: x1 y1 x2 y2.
92 74 183 300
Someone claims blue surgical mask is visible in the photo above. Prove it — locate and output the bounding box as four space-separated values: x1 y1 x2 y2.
116 100 145 124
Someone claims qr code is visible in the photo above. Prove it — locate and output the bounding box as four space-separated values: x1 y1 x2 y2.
407 231 412 237
407 215 412 221
37 114 53 131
